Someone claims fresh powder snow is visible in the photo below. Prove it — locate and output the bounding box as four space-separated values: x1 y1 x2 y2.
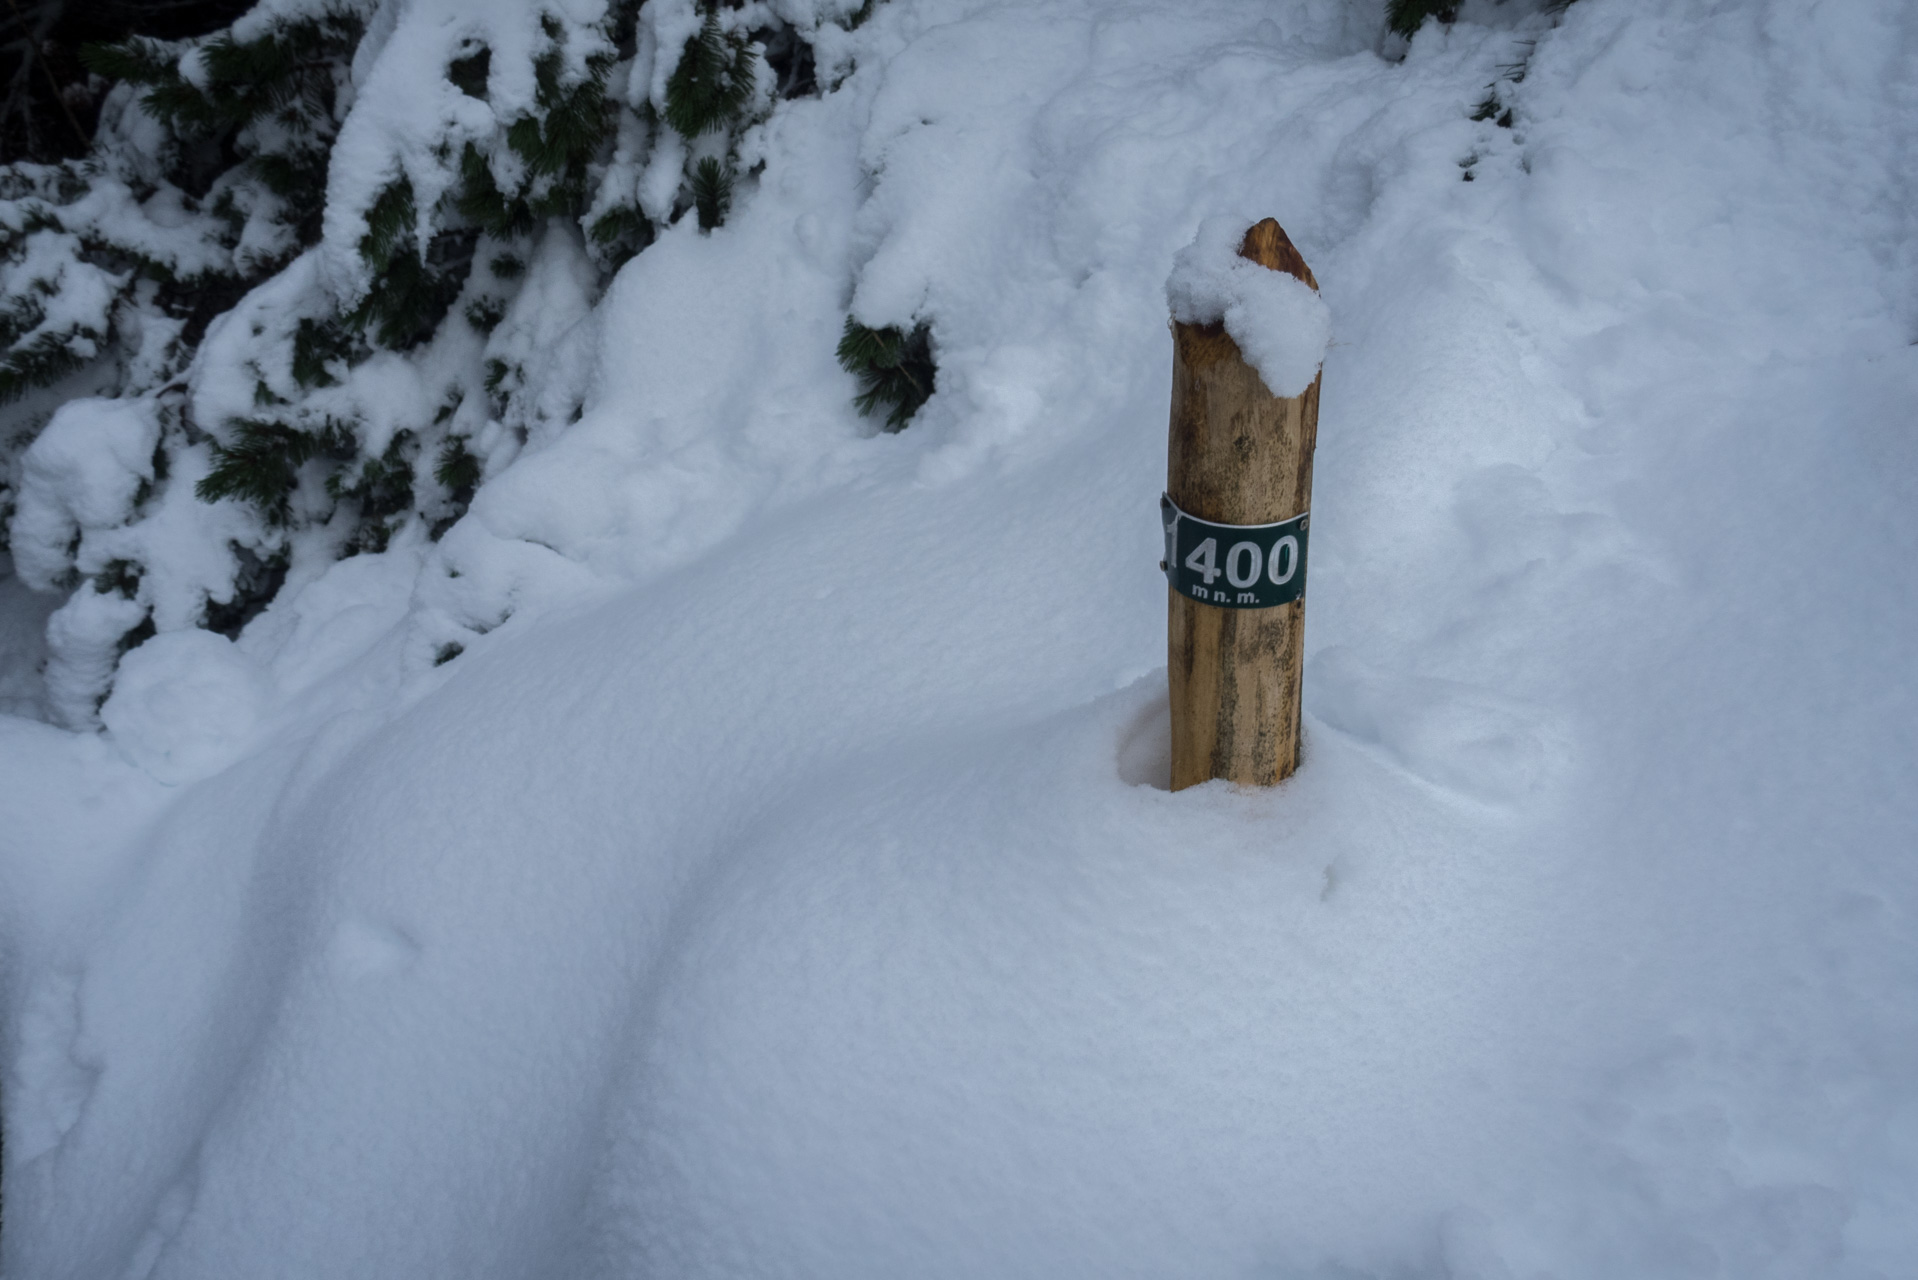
3 0 1917 1278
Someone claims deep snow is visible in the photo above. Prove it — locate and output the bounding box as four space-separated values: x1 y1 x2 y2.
4 0 1918 1277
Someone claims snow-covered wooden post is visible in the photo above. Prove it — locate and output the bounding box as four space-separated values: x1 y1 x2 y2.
1162 217 1326 790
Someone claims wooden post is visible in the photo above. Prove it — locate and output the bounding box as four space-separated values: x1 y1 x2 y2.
1167 218 1321 790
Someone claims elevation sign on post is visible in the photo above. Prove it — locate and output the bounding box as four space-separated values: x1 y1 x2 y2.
1161 497 1308 610
1164 217 1327 791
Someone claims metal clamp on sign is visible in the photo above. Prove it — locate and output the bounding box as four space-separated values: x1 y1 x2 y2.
1160 493 1308 609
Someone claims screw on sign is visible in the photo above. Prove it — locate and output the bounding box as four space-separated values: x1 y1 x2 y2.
1164 218 1322 790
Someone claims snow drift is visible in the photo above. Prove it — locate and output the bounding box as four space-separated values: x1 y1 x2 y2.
4 0 1917 1277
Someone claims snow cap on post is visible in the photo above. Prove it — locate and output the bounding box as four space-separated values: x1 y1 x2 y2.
1166 216 1329 398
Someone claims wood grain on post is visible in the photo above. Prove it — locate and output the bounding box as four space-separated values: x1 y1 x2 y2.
1168 218 1321 790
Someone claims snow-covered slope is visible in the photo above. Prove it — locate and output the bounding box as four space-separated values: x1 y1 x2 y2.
4 0 1917 1276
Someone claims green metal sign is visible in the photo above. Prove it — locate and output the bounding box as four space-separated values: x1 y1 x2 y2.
1161 494 1309 609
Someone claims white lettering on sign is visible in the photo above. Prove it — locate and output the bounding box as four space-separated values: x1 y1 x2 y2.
1225 541 1262 588
1268 535 1299 586
1185 537 1220 585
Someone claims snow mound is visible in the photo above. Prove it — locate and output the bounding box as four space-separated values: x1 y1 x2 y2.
100 631 270 785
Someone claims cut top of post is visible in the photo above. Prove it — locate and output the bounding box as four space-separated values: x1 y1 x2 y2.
1238 217 1318 291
